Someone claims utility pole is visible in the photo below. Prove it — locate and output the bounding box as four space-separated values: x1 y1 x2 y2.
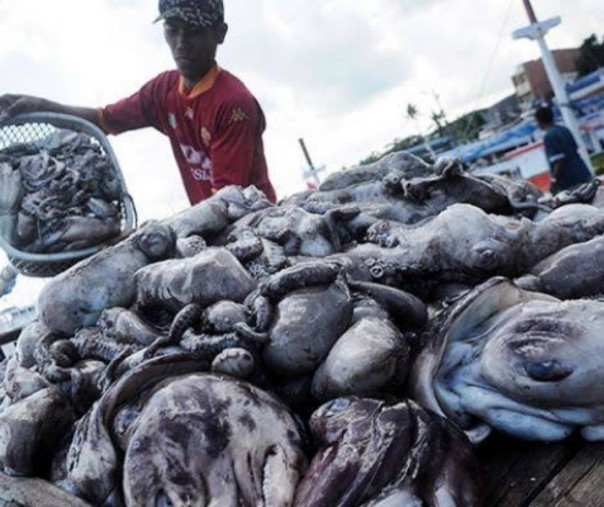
298 138 325 187
406 104 437 160
513 0 594 174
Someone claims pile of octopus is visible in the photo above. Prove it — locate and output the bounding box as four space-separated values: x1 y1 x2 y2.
2 152 604 506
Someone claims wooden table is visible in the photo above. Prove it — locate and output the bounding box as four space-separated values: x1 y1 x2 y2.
480 434 604 506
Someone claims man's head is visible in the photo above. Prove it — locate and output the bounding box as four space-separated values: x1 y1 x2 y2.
535 106 555 130
156 0 228 85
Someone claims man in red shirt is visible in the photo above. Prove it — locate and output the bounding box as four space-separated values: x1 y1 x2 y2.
0 0 276 205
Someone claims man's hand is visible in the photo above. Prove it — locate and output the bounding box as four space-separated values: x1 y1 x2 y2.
0 95 103 130
0 94 47 122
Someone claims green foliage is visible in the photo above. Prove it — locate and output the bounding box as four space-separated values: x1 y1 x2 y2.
406 103 418 120
576 34 604 77
450 111 486 144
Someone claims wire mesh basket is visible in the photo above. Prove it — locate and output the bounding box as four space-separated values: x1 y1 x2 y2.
0 112 137 277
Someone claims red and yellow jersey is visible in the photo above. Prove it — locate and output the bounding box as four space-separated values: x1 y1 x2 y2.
99 66 276 204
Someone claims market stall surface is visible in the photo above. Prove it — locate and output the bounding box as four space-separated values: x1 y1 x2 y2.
480 435 604 506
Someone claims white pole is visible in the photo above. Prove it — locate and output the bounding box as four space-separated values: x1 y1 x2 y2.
514 0 595 174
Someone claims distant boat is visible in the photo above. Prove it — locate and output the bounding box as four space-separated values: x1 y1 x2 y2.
472 139 553 192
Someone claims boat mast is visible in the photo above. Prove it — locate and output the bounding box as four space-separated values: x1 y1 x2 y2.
513 0 595 174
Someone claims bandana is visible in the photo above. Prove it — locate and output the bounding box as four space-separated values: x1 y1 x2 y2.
155 0 224 28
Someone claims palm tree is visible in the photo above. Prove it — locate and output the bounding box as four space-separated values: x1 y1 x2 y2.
406 103 418 121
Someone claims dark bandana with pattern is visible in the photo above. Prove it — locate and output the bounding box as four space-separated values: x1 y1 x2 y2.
155 0 224 28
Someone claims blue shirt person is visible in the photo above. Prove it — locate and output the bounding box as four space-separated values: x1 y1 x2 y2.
535 106 592 194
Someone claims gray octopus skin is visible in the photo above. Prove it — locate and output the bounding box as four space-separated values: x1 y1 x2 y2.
0 387 76 477
96 307 161 347
2 357 50 403
14 320 51 368
58 353 212 505
37 220 175 335
311 317 411 402
165 185 272 238
122 373 307 507
516 234 604 299
294 397 483 507
0 472 91 507
351 203 604 297
316 151 431 192
180 328 268 357
409 277 604 443
244 290 274 332
216 204 345 257
263 278 353 378
260 260 342 301
349 279 428 330
134 247 257 313
202 300 249 334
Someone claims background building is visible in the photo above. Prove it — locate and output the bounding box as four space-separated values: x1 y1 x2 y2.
512 48 581 110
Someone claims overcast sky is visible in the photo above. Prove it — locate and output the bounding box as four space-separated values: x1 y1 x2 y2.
1 0 603 306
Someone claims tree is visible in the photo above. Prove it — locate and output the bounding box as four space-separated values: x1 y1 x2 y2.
406 103 418 121
450 111 486 144
431 110 446 137
405 103 437 160
575 34 604 77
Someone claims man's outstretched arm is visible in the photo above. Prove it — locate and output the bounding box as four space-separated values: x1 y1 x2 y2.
0 94 104 131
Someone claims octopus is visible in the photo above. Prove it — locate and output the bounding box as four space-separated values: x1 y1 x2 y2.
410 277 604 442
37 219 175 335
166 185 272 239
58 353 213 504
1 129 126 253
355 202 604 295
317 151 432 192
263 273 353 378
217 205 350 257
294 396 483 506
134 247 257 312
0 386 75 477
516 234 604 299
122 374 307 507
0 161 22 243
311 318 411 402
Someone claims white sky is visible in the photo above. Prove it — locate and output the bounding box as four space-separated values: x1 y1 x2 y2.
1 0 603 306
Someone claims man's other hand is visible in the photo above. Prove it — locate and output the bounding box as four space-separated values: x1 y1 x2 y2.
0 94 46 122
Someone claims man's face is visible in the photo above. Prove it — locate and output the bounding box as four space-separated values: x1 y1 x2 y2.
163 18 227 81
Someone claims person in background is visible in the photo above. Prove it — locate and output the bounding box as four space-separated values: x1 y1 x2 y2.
0 0 276 205
534 106 593 195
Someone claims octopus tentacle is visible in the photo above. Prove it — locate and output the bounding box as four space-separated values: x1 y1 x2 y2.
143 303 203 358
245 291 274 332
211 348 255 378
33 332 72 383
261 261 341 301
71 334 135 363
349 280 428 329
169 303 203 342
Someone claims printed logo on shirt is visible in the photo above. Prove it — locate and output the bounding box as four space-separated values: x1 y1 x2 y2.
168 113 178 130
180 143 213 181
200 127 212 148
229 107 248 124
185 107 195 120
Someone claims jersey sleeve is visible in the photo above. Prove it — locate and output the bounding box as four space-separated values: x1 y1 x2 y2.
210 96 265 191
99 73 169 135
